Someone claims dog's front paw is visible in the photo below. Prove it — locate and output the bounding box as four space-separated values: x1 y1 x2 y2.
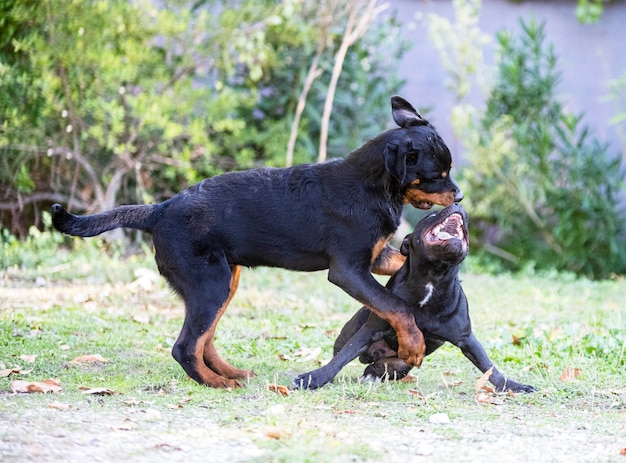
506 382 536 394
396 333 425 368
292 372 328 390
392 320 425 368
498 380 536 394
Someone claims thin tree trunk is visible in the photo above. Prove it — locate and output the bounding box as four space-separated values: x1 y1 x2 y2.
286 54 323 167
317 0 388 163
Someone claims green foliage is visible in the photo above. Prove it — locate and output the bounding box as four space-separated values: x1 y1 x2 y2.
1 211 147 282
576 0 606 23
502 322 625 371
606 73 626 155
0 0 408 236
459 20 626 279
426 0 490 102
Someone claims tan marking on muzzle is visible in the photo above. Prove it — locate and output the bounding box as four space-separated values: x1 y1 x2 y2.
403 188 456 207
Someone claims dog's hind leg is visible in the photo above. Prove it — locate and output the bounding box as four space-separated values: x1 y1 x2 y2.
202 265 256 380
170 256 246 388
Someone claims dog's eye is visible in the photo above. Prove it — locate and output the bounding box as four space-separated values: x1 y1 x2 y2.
406 153 418 165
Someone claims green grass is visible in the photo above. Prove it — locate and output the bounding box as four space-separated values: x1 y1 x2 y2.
1 241 625 462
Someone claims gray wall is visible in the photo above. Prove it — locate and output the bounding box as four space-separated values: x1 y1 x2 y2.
384 0 626 163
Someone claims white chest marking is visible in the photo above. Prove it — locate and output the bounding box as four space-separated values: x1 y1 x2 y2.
419 282 434 307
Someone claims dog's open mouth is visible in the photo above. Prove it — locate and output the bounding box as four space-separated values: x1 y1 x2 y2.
425 213 467 249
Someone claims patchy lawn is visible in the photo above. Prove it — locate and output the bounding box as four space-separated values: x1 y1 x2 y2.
1 249 625 462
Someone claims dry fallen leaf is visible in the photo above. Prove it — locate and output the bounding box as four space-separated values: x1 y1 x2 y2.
619 447 626 456
48 401 72 410
19 354 37 363
267 383 290 396
475 367 494 404
559 368 580 382
264 426 291 440
407 389 425 399
278 347 322 363
1 368 24 377
475 367 494 392
11 378 62 394
79 386 116 395
476 391 494 404
70 354 109 364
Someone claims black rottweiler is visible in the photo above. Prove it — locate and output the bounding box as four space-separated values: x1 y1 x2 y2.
51 96 463 388
295 204 535 393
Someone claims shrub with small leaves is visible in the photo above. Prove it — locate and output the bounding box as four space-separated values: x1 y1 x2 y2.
460 20 626 279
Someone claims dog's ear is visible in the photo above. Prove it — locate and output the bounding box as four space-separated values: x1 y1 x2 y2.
391 96 429 128
400 235 411 256
384 142 406 184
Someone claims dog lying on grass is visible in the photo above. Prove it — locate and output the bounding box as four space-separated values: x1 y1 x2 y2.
295 204 535 393
51 96 463 388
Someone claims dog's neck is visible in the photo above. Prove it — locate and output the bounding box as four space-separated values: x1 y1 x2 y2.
345 131 404 194
405 256 462 310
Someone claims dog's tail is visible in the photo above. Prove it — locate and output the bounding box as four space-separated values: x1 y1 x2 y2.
51 203 158 237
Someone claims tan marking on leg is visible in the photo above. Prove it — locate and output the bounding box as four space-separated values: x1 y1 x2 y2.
202 265 255 380
186 330 243 388
371 245 406 275
370 236 392 265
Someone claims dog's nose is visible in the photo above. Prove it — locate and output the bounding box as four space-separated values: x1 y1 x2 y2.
450 176 463 202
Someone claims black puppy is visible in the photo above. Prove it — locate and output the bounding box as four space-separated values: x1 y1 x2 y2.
51 96 463 388
295 204 534 393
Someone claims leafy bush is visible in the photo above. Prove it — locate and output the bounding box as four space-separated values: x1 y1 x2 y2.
0 0 408 237
459 20 626 279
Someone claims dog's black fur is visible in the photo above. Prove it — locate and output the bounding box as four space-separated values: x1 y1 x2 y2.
51 96 463 388
294 204 535 393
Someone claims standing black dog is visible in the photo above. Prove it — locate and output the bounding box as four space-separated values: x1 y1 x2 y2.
295 204 535 393
51 96 463 388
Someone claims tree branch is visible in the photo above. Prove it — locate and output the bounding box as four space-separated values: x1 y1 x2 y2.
0 192 89 211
